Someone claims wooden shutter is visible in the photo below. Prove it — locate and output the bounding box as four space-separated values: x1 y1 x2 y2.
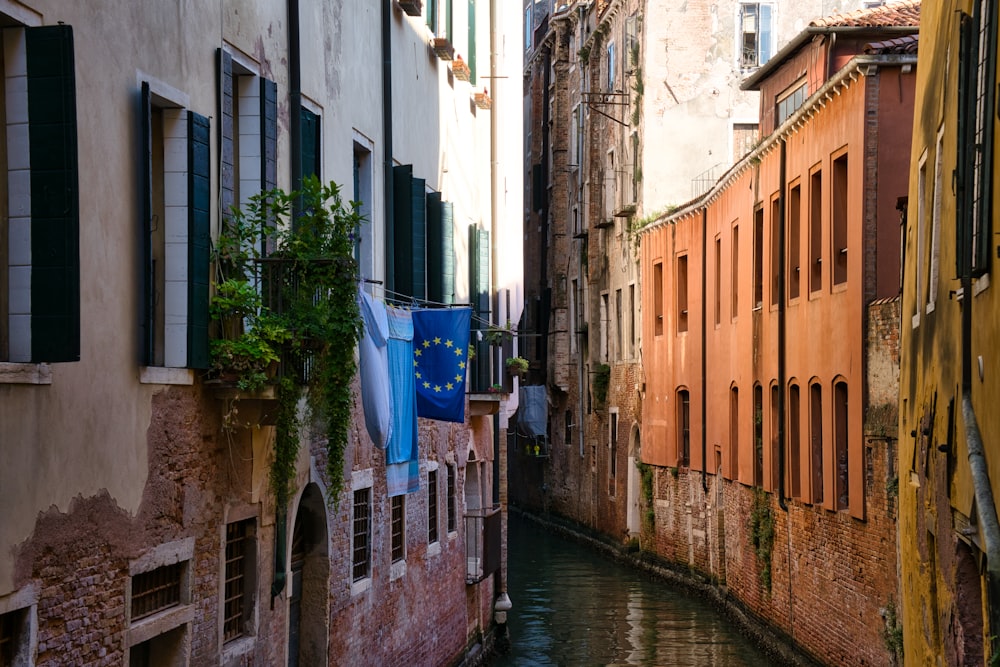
300 107 320 182
469 225 490 388
218 49 234 222
411 177 427 300
467 0 476 85
426 192 443 303
139 82 154 365
188 112 211 369
26 25 80 362
262 78 277 191
393 165 415 299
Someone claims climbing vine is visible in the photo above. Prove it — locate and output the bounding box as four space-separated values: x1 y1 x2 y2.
593 363 611 405
637 461 655 531
748 486 776 591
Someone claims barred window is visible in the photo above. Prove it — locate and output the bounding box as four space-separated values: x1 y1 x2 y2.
446 464 457 533
131 563 182 621
391 495 406 563
353 488 372 581
428 470 439 544
223 519 255 642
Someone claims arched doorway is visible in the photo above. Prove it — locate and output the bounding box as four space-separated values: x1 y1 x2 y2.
626 424 641 538
288 483 330 667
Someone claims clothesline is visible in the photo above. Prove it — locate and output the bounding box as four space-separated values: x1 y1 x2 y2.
361 282 502 332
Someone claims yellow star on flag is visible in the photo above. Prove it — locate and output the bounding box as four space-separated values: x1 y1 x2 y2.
454 348 463 356
455 374 463 383
423 381 431 389
415 349 422 357
446 382 454 390
458 361 466 369
433 385 442 392
445 340 453 348
416 371 422 379
423 340 430 348
433 336 441 345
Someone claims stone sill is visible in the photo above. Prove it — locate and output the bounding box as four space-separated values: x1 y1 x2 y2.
0 362 51 384
139 367 195 385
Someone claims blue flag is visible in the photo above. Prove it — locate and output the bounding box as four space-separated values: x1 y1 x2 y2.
411 307 472 423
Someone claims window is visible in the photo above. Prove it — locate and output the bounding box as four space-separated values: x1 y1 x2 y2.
2 26 80 363
352 488 372 582
131 563 183 621
753 384 763 486
600 292 609 362
776 81 807 126
770 384 780 491
729 386 739 478
677 255 689 333
565 409 573 444
298 106 321 190
714 237 722 326
353 139 375 282
732 224 740 319
788 383 801 498
788 183 801 300
834 381 849 510
753 207 764 308
927 129 944 312
809 383 823 504
607 41 616 91
739 3 774 69
677 389 691 467
428 0 438 33
570 278 578 353
809 168 822 294
224 519 255 642
733 122 759 160
447 463 457 533
914 151 927 327
956 2 996 276
832 153 848 285
391 495 406 563
524 6 531 50
140 81 210 369
0 608 29 667
770 195 781 307
653 262 664 336
428 469 439 544
628 284 636 356
609 410 618 483
614 289 622 360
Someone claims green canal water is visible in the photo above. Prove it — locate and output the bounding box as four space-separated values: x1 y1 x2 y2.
493 513 774 667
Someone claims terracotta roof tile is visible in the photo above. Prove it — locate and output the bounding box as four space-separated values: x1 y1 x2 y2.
811 0 920 28
864 33 920 54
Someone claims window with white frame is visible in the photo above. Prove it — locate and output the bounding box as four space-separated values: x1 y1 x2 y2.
927 127 944 313
913 150 927 328
606 41 616 91
353 136 375 282
739 3 774 69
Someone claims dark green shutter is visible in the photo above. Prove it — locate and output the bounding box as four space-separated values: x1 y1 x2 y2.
262 78 277 191
957 14 975 276
468 0 476 85
469 225 490 389
26 25 79 362
300 107 320 182
441 201 455 304
446 0 453 43
532 163 544 212
411 177 427 300
393 165 414 298
427 0 438 33
427 192 443 303
188 112 211 369
218 49 234 222
140 82 154 365
975 0 997 273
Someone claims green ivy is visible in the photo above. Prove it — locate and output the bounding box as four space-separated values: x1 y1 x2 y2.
880 598 904 663
593 363 611 405
637 461 655 531
748 486 776 591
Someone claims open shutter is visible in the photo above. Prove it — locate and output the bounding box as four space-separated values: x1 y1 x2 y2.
411 176 427 300
300 107 320 182
139 82 154 365
393 165 415 299
188 112 211 369
441 201 455 304
427 192 443 303
218 49 234 222
469 226 490 389
957 14 975 276
26 25 79 362
262 78 277 192
468 0 477 85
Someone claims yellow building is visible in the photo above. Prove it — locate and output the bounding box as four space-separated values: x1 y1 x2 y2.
900 0 1000 663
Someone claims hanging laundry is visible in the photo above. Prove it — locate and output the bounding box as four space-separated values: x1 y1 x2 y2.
411 307 472 423
385 306 420 496
358 289 392 448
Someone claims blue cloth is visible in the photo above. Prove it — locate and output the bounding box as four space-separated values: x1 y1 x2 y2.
358 289 392 448
386 306 419 497
411 307 472 423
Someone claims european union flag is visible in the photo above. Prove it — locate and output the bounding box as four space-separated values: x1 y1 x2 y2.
411 307 472 423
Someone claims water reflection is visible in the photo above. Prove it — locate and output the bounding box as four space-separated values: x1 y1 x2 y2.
495 513 772 667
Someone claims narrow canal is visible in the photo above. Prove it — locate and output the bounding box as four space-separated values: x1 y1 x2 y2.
494 513 773 667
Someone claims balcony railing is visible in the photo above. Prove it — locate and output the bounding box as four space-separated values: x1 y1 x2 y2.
465 506 501 584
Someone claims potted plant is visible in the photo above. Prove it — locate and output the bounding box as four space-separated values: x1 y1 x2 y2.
506 356 529 376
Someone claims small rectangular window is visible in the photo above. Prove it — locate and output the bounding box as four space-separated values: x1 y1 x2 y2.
730 386 739 478
677 255 689 333
753 385 764 486
447 464 457 533
810 384 824 504
789 384 801 498
832 153 848 285
0 608 29 666
809 168 823 294
428 470 439 544
714 237 722 326
770 195 781 307
653 263 664 336
352 488 372 581
788 183 801 300
678 389 691 467
732 224 740 319
223 519 255 642
132 563 183 622
391 495 405 563
835 381 849 510
754 207 764 308
740 3 773 68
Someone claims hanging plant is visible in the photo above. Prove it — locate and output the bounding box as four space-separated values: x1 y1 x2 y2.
211 176 363 507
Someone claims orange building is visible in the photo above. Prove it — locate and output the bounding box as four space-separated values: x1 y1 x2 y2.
638 4 917 664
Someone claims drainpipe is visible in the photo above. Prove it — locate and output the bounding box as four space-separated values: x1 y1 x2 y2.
382 0 395 291
701 207 708 493
289 0 301 193
777 138 787 512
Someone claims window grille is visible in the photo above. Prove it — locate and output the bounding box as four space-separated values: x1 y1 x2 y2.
391 495 405 563
131 563 182 622
428 470 439 544
352 488 372 581
224 520 253 642
447 464 457 532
